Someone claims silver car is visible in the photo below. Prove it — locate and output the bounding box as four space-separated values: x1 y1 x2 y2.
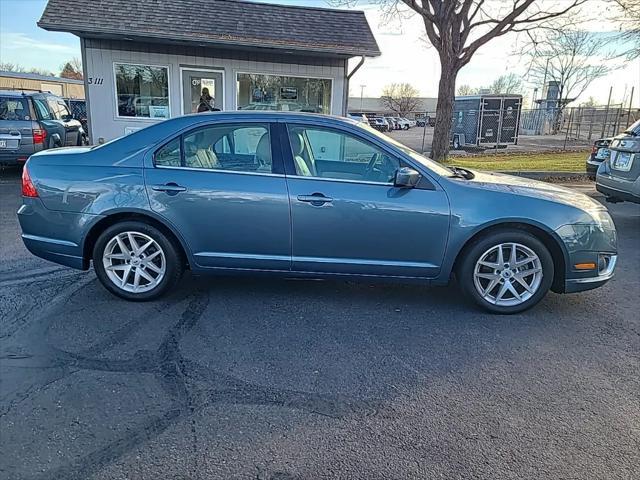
596 119 640 204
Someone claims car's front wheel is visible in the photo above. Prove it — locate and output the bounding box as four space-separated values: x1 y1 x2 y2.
93 221 183 301
457 230 554 314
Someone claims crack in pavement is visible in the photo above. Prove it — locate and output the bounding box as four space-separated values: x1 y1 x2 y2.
2 287 379 480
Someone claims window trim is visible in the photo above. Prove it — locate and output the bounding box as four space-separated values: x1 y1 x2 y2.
152 122 284 176
235 71 334 115
113 62 171 121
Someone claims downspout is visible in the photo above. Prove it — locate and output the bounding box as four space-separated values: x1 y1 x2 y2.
343 56 366 116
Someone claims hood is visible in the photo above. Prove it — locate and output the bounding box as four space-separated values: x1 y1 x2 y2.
459 170 604 212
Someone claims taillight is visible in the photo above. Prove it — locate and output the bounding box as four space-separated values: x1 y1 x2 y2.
33 128 46 145
591 144 597 155
21 166 38 198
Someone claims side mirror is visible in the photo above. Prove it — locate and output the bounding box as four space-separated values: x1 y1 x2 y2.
394 167 421 188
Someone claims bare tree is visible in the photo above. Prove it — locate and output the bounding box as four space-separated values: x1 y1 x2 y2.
526 30 613 112
381 83 421 115
611 1 640 59
0 62 21 72
341 1 585 160
489 73 523 94
0 62 55 77
456 84 477 95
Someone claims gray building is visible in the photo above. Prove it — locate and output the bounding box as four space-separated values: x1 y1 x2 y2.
348 97 437 117
38 0 380 142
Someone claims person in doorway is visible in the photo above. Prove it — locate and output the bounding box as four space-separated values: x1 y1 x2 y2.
197 87 220 113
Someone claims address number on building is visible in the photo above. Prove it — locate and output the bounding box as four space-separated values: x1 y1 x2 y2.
87 77 104 85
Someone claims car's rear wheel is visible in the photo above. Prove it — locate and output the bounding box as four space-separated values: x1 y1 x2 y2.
93 221 183 301
457 230 554 314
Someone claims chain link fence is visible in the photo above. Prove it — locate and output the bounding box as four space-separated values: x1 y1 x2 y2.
519 105 639 141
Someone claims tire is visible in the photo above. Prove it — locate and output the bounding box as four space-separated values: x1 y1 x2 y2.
456 229 554 314
93 221 184 301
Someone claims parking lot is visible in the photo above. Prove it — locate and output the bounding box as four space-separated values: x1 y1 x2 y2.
1 166 639 479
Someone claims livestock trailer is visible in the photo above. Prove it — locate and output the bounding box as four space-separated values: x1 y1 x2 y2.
451 94 522 150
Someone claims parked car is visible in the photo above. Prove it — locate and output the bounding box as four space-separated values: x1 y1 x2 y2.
397 117 414 129
0 90 85 165
385 116 399 130
19 112 617 313
348 113 369 125
416 115 435 127
586 137 612 179
370 117 389 132
596 119 640 204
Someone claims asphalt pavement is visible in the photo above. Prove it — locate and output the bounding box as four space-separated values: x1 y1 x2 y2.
1 167 639 480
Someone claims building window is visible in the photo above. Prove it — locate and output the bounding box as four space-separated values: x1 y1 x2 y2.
236 73 331 114
114 64 170 119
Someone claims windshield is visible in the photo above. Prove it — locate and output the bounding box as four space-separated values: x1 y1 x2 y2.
624 119 640 136
357 122 453 177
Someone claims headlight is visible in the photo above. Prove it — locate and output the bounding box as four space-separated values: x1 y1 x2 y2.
588 209 615 230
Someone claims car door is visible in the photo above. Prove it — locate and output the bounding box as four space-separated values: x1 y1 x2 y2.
281 122 450 278
144 121 291 271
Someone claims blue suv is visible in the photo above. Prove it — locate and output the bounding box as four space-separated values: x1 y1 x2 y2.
0 90 85 166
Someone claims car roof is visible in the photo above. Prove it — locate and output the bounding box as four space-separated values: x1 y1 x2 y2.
0 89 55 98
174 110 361 127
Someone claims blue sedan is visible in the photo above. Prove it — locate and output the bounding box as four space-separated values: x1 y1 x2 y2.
18 112 617 313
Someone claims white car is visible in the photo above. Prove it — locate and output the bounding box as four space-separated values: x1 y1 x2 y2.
402 117 416 128
395 117 416 129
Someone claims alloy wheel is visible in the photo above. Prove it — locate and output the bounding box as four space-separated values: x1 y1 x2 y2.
102 231 166 293
473 242 543 307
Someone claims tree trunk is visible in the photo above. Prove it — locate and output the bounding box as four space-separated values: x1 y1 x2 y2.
431 61 459 162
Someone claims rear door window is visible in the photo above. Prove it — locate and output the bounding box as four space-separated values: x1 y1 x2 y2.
0 97 31 121
33 98 52 120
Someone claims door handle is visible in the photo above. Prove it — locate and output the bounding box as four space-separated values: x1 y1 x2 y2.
151 183 187 195
297 193 333 205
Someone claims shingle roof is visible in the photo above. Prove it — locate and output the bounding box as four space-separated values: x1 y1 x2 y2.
38 0 380 57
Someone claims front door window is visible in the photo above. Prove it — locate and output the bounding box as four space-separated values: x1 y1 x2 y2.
286 126 401 184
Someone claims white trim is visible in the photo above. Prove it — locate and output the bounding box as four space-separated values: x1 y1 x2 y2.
112 61 171 121
234 71 335 115
178 67 226 115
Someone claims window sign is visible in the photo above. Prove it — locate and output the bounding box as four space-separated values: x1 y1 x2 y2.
115 63 169 119
237 74 331 114
280 87 298 101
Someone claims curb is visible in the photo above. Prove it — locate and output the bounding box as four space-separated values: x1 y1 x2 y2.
498 171 590 183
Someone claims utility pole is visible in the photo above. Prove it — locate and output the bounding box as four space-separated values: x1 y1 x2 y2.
602 86 612 138
359 85 366 112
626 86 635 129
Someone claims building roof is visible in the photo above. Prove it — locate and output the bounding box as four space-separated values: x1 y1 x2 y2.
38 0 380 58
0 70 84 85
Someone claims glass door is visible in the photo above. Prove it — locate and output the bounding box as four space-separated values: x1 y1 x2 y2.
181 69 224 114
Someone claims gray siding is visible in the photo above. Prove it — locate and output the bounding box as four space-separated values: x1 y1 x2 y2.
83 39 348 141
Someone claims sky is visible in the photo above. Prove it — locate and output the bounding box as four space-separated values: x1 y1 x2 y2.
1 0 638 106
